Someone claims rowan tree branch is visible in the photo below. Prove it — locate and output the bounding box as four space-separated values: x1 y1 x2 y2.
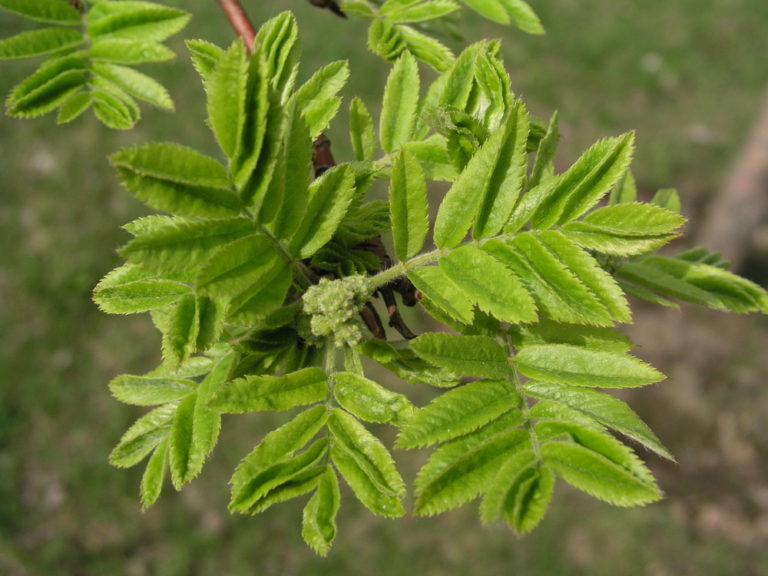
217 0 256 52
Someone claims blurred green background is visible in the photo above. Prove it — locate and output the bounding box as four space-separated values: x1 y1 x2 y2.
2 1 768 574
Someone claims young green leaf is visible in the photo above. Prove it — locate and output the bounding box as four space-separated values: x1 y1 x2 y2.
6 62 88 118
94 276 190 314
440 245 538 323
397 380 521 448
380 51 420 153
410 333 511 378
294 60 349 136
290 164 356 258
195 234 276 298
525 381 674 460
334 371 413 424
349 97 376 161
399 24 455 72
460 0 509 24
414 429 529 515
92 62 173 109
390 149 429 260
329 409 405 517
207 368 327 413
87 1 190 43
562 202 685 256
609 170 637 204
484 234 613 326
92 86 138 129
480 451 554 533
0 27 83 60
516 344 665 388
532 132 635 229
110 403 177 468
381 0 460 23
407 266 475 324
528 111 559 190
120 216 255 277
541 440 660 506
509 320 633 353
186 38 224 82
163 294 199 366
302 467 341 556
205 38 248 160
473 101 530 238
90 38 174 64
56 91 91 123
169 354 235 488
361 338 460 388
651 188 681 213
111 143 240 217
140 437 169 509
109 374 196 406
0 0 81 25
254 11 300 101
538 230 631 322
499 0 544 34
230 406 328 500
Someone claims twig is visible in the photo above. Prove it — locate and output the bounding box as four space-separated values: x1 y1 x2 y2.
217 0 257 52
307 0 347 18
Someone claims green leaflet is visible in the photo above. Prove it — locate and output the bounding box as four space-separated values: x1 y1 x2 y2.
407 266 475 324
206 39 248 160
480 450 554 533
509 320 633 353
380 51 420 153
368 19 407 66
619 256 768 314
109 374 196 406
334 371 413 424
0 0 81 25
531 132 635 229
294 60 349 136
92 62 172 109
231 438 328 514
540 437 660 506
609 170 638 205
349 97 376 162
398 25 455 72
515 344 664 388
460 0 509 23
56 91 92 123
90 38 175 64
92 85 139 129
110 402 177 468
186 39 224 82
140 436 169 508
537 230 631 322
562 202 685 257
652 188 682 213
439 245 538 323
120 216 256 277
329 409 405 517
528 111 559 191
473 101 530 238
94 270 190 314
414 429 529 515
207 367 327 413
163 293 199 366
230 405 328 508
195 234 276 298
410 333 511 378
484 235 613 326
397 380 521 448
433 101 527 247
6 55 88 118
111 143 240 217
87 1 191 43
290 164 356 258
226 259 292 323
389 149 429 261
255 11 300 102
265 98 313 239
499 0 544 34
168 354 235 488
525 381 673 460
361 339 460 388
380 0 460 23
0 27 83 60
302 467 341 556
403 135 457 181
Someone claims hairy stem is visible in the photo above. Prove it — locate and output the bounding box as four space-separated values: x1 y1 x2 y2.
217 0 256 52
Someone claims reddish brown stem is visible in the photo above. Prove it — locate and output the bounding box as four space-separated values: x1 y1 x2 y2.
217 0 256 52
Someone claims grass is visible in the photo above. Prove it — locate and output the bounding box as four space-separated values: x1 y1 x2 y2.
1 1 768 574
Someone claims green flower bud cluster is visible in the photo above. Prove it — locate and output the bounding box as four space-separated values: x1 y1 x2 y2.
302 275 372 348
